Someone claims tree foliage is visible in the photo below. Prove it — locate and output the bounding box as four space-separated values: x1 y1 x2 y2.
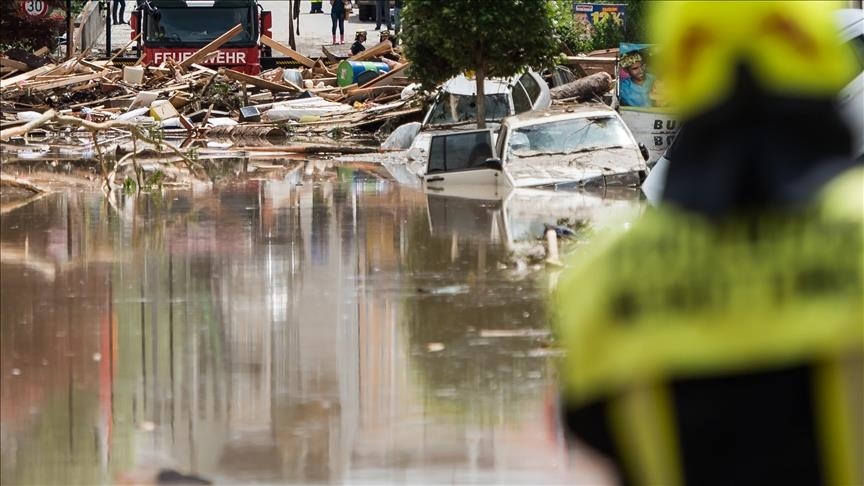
401 0 560 127
0 0 83 52
552 0 646 54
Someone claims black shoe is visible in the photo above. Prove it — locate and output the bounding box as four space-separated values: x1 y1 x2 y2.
374 26 381 30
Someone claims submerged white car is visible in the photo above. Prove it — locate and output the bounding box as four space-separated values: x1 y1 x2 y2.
422 103 650 190
385 72 552 161
422 72 552 127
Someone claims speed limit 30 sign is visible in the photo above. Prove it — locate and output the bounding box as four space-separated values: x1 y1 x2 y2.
21 0 49 18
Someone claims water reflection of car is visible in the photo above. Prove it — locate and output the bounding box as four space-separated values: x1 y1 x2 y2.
425 185 644 252
422 103 650 190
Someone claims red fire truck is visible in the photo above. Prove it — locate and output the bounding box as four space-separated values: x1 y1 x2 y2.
129 0 272 74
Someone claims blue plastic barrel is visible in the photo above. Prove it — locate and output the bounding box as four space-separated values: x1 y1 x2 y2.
336 61 391 87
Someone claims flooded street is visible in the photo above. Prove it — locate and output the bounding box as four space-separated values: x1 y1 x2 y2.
1 159 644 485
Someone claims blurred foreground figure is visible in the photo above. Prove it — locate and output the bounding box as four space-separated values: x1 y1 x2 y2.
553 2 863 484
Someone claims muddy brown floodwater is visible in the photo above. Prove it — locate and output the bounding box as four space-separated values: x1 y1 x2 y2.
0 157 645 485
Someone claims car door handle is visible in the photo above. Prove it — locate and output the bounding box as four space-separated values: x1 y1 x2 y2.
426 176 445 182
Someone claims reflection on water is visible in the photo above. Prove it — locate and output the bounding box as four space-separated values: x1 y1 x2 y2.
1 163 645 485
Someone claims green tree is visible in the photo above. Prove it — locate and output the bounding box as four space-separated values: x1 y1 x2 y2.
591 13 624 50
0 0 85 52
552 0 646 53
623 0 648 43
401 0 560 128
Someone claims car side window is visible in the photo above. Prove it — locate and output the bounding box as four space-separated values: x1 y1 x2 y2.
512 82 532 114
519 73 542 105
848 34 864 69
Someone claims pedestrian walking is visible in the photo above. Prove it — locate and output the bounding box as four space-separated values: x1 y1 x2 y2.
330 0 346 45
554 2 863 485
112 0 126 24
374 0 391 31
393 0 402 35
310 0 323 13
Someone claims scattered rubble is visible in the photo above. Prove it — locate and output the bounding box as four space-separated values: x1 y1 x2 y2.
1 29 422 148
1 27 426 193
1 26 620 196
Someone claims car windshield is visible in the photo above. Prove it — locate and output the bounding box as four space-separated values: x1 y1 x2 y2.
508 116 632 159
426 93 510 126
144 7 255 45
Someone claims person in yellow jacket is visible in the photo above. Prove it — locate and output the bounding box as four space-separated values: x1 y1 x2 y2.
552 2 863 485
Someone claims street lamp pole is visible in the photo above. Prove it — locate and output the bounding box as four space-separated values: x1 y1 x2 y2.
105 0 112 57
66 0 73 59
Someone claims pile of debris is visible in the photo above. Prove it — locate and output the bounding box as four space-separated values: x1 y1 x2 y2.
1 26 422 147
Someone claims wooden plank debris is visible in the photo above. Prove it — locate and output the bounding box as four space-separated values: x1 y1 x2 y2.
0 64 56 89
179 24 243 68
0 31 430 152
358 61 410 89
0 58 29 72
27 72 105 92
221 68 300 92
347 41 393 62
0 109 56 141
261 36 316 68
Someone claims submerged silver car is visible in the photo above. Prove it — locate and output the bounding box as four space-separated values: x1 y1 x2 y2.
423 103 650 190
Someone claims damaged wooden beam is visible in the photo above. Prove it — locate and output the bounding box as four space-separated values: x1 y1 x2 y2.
220 68 300 92
347 41 393 62
179 24 244 69
358 61 410 89
260 36 316 68
0 58 29 72
0 64 56 89
27 72 105 92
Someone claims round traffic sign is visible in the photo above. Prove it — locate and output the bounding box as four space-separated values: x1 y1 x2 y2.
21 0 49 18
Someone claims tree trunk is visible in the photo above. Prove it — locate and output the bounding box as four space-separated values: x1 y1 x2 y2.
549 72 612 100
475 65 486 129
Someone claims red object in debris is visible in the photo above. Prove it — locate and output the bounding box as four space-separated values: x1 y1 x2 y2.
130 12 139 40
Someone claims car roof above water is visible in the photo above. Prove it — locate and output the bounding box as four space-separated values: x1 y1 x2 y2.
502 103 619 129
439 74 521 96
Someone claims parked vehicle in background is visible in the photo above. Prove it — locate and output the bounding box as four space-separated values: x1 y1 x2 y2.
836 8 864 157
355 0 395 22
422 103 649 190
130 0 272 74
